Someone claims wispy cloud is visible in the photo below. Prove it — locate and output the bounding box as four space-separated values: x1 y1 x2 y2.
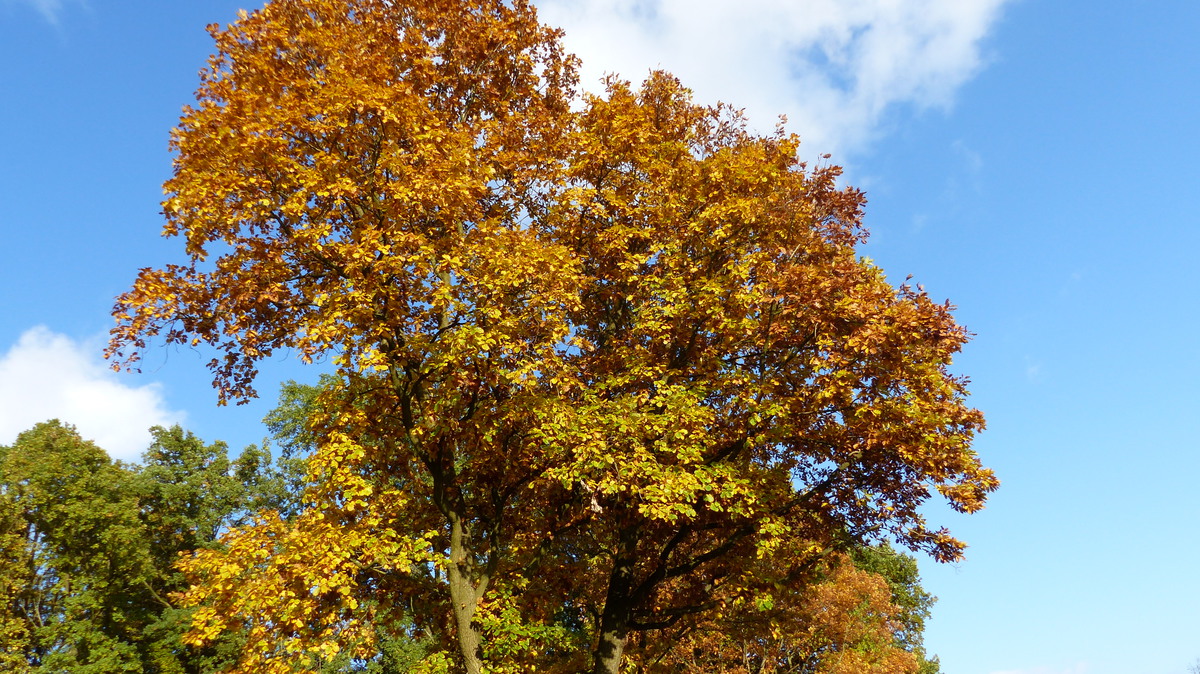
0 326 185 462
4 0 83 25
952 138 985 173
989 664 1089 674
537 0 1011 158
1023 356 1044 383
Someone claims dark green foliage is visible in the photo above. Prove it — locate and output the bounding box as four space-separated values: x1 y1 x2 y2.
0 421 149 672
0 420 297 672
263 376 338 460
134 425 299 672
137 425 295 551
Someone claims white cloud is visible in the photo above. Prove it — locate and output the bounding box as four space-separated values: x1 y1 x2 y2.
536 0 1011 158
0 326 185 463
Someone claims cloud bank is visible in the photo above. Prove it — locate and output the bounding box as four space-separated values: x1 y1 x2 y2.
536 0 1010 157
0 326 185 463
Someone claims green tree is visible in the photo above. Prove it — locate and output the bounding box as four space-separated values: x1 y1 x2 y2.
0 421 298 672
0 421 149 672
0 491 31 671
133 425 299 672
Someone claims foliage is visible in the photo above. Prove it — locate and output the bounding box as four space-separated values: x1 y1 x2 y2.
851 545 940 674
107 0 997 672
627 550 920 674
0 421 296 672
0 492 31 671
0 421 149 672
263 378 329 460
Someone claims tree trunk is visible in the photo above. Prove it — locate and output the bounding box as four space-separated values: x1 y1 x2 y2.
434 236 488 673
446 510 488 674
591 526 639 674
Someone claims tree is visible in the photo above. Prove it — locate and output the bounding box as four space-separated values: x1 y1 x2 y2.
0 491 31 671
0 422 296 672
107 1 998 672
0 421 149 672
851 545 940 674
132 425 301 673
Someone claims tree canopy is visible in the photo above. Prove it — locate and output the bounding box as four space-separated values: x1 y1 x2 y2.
107 0 997 672
0 421 294 672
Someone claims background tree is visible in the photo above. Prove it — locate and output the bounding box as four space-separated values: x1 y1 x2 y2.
851 545 940 674
133 425 300 672
108 1 997 672
0 421 150 672
0 491 30 671
0 421 295 672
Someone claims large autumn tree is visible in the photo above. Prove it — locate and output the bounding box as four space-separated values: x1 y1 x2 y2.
107 0 997 672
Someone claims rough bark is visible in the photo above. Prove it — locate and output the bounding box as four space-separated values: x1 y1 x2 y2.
592 525 640 674
447 510 488 674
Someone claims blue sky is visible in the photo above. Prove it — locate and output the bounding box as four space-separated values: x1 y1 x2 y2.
1 1 1198 672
